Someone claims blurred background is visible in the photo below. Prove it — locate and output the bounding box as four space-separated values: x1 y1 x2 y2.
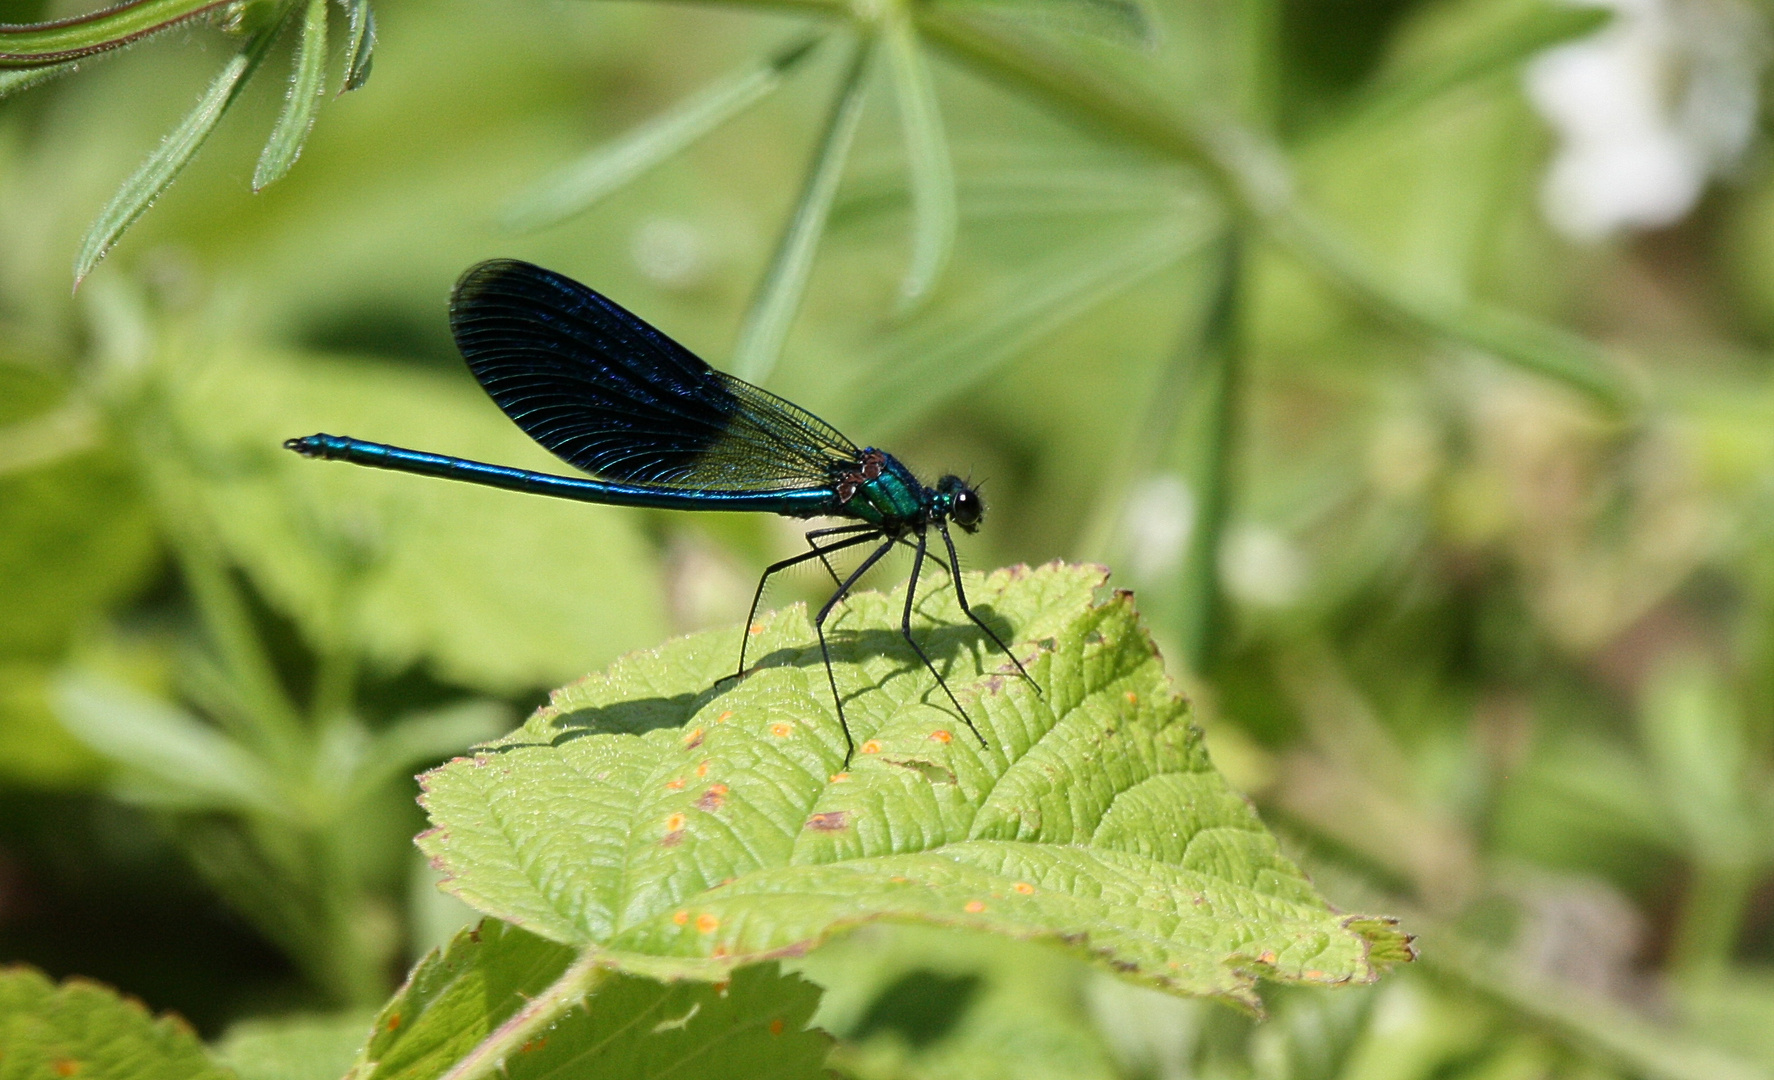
1 0 1772 1075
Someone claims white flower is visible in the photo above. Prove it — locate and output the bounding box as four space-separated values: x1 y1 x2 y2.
1526 0 1766 240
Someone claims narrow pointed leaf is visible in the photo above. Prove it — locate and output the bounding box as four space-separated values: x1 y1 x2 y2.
853 216 1215 434
0 0 232 63
933 0 1156 48
53 670 290 815
0 58 78 98
1339 1 1612 132
345 699 511 803
338 0 375 91
728 36 872 383
503 34 823 232
883 13 956 305
73 19 281 286
254 0 329 191
417 564 1411 1008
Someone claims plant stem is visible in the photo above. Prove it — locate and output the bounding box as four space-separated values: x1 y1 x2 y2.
1423 929 1772 1080
1668 859 1757 982
439 951 610 1080
1175 230 1241 677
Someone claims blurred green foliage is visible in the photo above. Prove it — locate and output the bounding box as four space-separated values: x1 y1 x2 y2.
1 0 1773 1074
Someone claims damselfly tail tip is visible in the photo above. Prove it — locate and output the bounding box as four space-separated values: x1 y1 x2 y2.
284 434 327 457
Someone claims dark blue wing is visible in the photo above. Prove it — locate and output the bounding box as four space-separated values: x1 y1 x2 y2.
449 259 860 492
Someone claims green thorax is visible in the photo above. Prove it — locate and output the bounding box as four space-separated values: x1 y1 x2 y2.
834 449 927 527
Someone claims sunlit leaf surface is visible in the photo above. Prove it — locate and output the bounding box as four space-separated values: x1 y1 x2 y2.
419 563 1410 1007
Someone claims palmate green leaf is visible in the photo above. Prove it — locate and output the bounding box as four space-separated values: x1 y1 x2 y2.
841 216 1217 435
337 0 375 92
253 0 329 192
0 965 233 1080
418 563 1411 1009
932 0 1156 48
170 343 667 694
729 35 872 384
73 13 285 285
347 920 829 1080
502 34 823 233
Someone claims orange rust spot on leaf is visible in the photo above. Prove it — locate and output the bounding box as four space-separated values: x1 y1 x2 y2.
665 813 688 832
748 624 764 635
1013 882 1035 895
770 1018 786 1036
964 900 987 914
696 913 721 934
1124 692 1138 704
386 1012 402 1031
673 910 690 926
929 729 953 744
696 785 727 811
718 710 734 722
829 771 851 783
53 1061 80 1077
860 740 882 755
665 778 686 791
682 727 705 750
712 945 730 959
520 1036 548 1054
695 761 709 777
805 811 850 831
1256 950 1278 965
769 722 793 738
1304 969 1328 980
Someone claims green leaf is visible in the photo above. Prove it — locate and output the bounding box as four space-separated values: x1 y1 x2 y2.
345 701 511 804
0 0 232 63
254 0 329 192
883 15 956 305
729 35 873 383
52 670 290 814
0 662 108 788
170 343 667 693
0 371 156 658
502 34 823 232
912 5 1643 415
796 924 1122 1080
73 19 283 286
347 920 829 1080
932 0 1156 48
418 563 1411 1008
216 1012 376 1080
842 217 1215 435
0 965 233 1080
337 0 375 92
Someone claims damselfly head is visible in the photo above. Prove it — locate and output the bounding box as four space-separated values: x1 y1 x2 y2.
936 475 984 532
